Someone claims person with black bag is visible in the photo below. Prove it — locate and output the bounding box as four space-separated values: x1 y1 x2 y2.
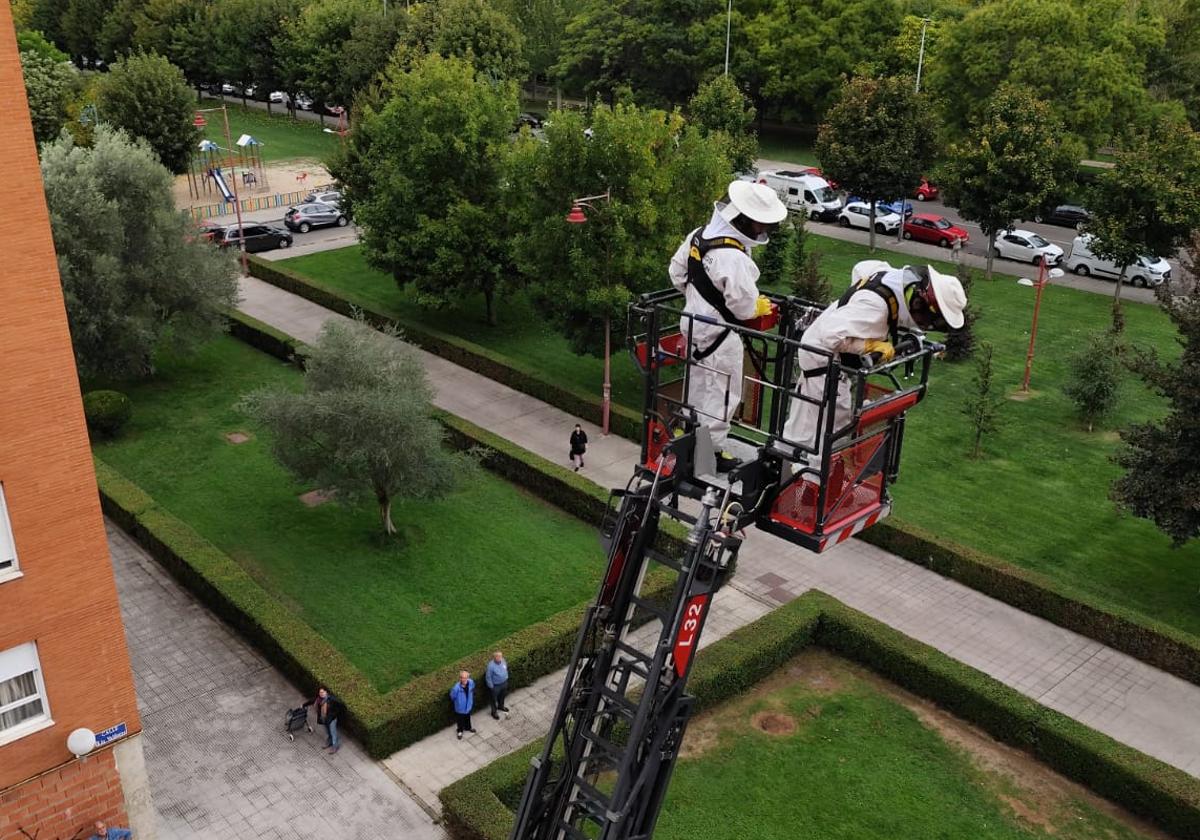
569 424 588 471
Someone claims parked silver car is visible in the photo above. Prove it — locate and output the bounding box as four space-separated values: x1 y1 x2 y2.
283 202 347 233
303 190 342 207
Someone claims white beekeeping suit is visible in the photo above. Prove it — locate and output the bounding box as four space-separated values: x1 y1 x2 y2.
667 181 787 463
783 261 966 473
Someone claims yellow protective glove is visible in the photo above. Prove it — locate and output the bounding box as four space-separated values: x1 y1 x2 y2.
754 295 773 316
863 339 895 363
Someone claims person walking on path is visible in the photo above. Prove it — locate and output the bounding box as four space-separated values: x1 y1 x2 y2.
569 424 588 471
303 686 345 754
486 651 510 720
451 670 476 739
88 821 133 840
950 235 963 264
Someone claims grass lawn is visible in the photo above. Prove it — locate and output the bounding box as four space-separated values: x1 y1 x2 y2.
655 651 1157 840
755 128 818 166
198 99 338 163
280 237 1200 639
92 336 605 692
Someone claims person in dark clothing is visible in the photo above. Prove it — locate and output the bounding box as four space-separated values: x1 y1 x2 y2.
303 686 345 754
450 670 476 739
569 424 588 471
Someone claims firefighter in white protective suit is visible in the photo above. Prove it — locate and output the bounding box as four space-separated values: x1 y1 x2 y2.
668 181 788 470
782 260 967 489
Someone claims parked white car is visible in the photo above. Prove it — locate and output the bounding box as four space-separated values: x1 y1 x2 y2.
269 91 287 104
838 201 902 234
295 93 314 111
992 229 1064 265
1066 234 1170 287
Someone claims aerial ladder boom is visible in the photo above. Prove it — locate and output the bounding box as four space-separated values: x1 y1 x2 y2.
511 289 941 840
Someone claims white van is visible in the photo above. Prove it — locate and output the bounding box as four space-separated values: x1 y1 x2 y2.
757 170 842 222
1066 235 1171 287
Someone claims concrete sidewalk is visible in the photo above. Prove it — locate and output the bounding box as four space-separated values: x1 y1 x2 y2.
236 275 1200 814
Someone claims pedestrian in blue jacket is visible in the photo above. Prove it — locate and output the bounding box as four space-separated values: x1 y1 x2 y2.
450 670 476 739
486 650 510 720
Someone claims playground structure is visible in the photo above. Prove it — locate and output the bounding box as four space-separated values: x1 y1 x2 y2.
510 287 943 839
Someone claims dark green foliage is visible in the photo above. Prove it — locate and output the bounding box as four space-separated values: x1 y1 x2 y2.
687 75 758 174
95 51 198 173
1112 234 1200 547
82 390 133 437
756 214 795 286
943 263 978 362
789 250 832 305
18 44 78 147
1064 330 1122 431
961 341 1003 458
396 0 526 81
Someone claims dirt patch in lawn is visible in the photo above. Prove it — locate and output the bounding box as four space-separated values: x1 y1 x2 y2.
751 711 798 736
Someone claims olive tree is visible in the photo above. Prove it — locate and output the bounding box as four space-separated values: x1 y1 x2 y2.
40 127 238 379
239 317 475 537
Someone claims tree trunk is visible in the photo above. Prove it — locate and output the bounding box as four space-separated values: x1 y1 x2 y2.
378 493 396 535
1114 263 1127 305
868 202 877 252
985 232 997 280
241 92 248 108
484 286 497 326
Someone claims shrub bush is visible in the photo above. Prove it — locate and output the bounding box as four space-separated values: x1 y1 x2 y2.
82 389 132 437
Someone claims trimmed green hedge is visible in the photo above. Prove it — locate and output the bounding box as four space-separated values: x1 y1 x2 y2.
97 453 677 758
860 519 1200 686
244 255 1200 689
226 310 309 367
441 591 1200 840
246 255 642 439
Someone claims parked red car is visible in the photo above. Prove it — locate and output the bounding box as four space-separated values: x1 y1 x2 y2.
902 213 969 247
913 179 939 201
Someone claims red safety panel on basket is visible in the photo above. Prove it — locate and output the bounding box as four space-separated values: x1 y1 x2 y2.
743 303 780 333
635 333 687 369
768 434 887 534
643 419 676 477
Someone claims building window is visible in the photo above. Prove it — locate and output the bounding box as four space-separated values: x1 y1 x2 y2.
0 642 51 742
0 482 17 578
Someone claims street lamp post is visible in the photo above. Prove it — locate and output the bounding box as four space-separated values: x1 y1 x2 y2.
915 17 930 94
724 0 733 75
1019 262 1065 392
566 189 614 434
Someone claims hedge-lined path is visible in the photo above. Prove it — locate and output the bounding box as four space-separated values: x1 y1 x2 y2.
236 275 1200 803
107 523 448 839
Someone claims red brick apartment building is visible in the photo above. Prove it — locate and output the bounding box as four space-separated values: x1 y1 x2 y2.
0 5 154 839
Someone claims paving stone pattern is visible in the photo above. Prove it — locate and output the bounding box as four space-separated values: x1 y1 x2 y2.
109 524 446 840
236 276 1200 807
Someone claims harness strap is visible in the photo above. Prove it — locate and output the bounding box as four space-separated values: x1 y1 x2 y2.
685 229 752 331
837 270 900 344
693 328 732 361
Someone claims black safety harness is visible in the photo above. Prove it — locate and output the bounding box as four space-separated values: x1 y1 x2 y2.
683 228 755 360
802 271 902 379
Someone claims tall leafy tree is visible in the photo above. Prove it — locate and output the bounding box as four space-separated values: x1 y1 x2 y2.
40 127 238 379
397 0 527 81
96 51 198 173
98 0 148 62
688 74 758 174
26 0 71 54
1145 0 1200 130
133 0 217 99
213 0 300 112
1111 233 1200 546
18 41 78 147
507 104 729 354
240 317 475 537
60 0 106 62
1084 116 1200 307
816 75 939 251
280 0 373 116
496 0 570 83
932 0 1163 150
555 0 712 107
938 85 1079 278
331 54 518 325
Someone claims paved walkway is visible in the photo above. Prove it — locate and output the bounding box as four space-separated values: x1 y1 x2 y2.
237 275 1200 815
109 523 447 840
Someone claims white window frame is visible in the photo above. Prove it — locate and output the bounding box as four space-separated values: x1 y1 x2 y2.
0 642 53 746
0 483 19 583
